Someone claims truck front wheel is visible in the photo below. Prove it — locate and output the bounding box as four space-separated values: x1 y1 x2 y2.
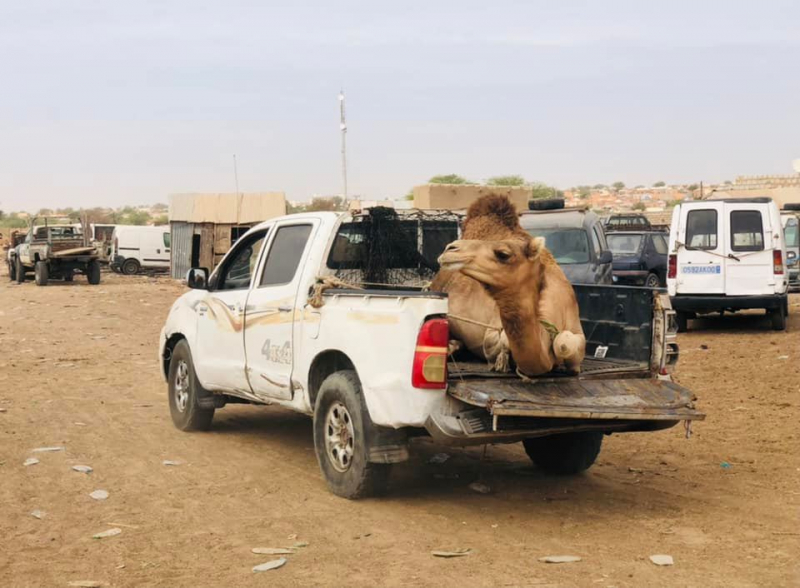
522 431 604 475
168 340 215 431
8 259 16 281
313 370 391 499
34 261 49 286
15 257 24 284
87 260 101 285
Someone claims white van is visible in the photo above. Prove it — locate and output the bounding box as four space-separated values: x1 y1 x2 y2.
667 197 789 331
110 225 171 275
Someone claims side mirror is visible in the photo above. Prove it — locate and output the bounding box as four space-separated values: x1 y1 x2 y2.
186 267 210 290
598 250 613 265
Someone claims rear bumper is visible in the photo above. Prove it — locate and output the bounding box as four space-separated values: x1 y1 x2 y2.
671 293 787 312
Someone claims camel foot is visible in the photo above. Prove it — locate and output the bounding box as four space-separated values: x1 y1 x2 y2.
553 331 585 362
492 349 511 373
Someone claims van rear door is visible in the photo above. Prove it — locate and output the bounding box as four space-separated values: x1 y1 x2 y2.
723 202 774 295
675 203 725 294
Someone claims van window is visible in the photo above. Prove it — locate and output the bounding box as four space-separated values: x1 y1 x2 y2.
685 210 718 249
260 225 313 287
163 232 171 248
730 211 764 252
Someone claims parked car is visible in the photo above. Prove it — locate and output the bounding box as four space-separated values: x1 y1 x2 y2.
667 197 789 331
519 200 613 284
110 225 171 274
607 230 669 287
13 222 101 286
159 209 703 499
781 209 799 292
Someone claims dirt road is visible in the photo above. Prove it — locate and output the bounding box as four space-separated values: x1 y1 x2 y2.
1 272 798 588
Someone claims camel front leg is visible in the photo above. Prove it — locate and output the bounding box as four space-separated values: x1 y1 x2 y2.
484 329 511 373
553 331 586 374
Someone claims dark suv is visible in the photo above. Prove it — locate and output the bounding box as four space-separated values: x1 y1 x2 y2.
606 230 669 287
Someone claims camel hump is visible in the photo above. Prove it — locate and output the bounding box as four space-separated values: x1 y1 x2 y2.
465 194 521 230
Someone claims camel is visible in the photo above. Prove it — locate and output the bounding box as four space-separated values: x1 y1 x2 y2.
432 194 585 376
430 194 532 371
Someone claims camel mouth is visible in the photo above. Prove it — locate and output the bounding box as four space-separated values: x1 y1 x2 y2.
438 260 466 271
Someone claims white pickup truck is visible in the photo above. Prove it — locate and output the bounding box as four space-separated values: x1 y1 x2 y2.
159 208 704 498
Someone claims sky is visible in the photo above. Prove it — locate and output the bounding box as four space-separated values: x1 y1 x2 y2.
1 1 799 212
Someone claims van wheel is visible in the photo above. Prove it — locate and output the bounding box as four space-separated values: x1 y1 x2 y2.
34 261 49 286
87 260 101 285
769 306 787 331
313 370 391 499
645 273 661 288
168 340 215 431
675 311 689 333
522 432 603 475
122 259 140 275
15 257 24 283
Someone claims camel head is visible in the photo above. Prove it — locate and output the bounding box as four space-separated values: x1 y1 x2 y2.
438 236 546 292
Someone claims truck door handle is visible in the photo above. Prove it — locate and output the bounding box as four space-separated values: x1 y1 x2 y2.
277 305 293 312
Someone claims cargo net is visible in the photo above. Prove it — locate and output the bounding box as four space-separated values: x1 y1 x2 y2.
327 207 461 289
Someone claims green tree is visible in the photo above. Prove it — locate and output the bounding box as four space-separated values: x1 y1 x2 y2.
687 183 699 191
122 210 152 225
653 181 666 187
667 199 682 208
592 184 606 190
37 208 54 217
574 185 592 199
306 196 346 212
152 214 169 225
530 182 563 199
487 175 526 186
404 191 414 201
428 174 471 185
632 202 646 211
612 181 625 191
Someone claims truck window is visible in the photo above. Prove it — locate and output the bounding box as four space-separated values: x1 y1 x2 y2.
590 227 603 258
785 219 799 247
685 209 717 249
652 234 668 254
608 234 643 255
730 210 764 252
35 227 48 239
530 229 590 264
163 232 171 248
260 224 313 287
217 229 268 290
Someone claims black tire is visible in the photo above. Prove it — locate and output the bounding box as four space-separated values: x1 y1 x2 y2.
769 305 787 331
63 271 74 282
34 261 48 286
528 198 565 211
87 260 101 285
645 273 661 288
313 370 391 499
523 431 604 475
8 260 16 282
122 258 140 275
15 256 24 284
167 339 215 431
675 311 688 333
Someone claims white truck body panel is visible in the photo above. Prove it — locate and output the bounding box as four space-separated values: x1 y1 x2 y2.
112 225 171 269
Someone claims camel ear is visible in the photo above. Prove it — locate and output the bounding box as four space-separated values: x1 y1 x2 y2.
525 237 545 260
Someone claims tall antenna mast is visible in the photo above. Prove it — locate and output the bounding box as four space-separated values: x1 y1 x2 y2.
339 90 348 201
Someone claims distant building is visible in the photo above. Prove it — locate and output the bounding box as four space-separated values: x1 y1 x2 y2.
168 192 286 279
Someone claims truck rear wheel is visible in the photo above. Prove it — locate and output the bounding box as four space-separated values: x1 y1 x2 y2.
645 273 661 288
769 305 787 331
34 261 49 286
522 431 603 475
313 370 391 499
16 257 24 284
87 260 101 285
168 340 215 431
122 258 140 275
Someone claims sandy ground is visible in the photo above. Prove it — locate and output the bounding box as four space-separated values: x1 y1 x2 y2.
0 271 798 588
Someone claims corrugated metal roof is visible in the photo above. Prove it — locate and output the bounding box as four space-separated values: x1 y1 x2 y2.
169 193 286 223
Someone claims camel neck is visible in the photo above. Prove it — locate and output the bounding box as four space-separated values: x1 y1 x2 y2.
493 288 553 375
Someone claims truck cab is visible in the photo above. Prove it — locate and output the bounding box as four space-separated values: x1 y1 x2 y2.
781 209 799 291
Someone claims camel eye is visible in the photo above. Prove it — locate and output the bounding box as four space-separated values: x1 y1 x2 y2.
494 249 511 261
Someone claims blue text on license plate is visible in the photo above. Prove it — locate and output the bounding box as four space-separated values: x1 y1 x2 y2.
682 265 721 274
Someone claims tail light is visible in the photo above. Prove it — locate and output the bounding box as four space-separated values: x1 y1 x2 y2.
668 254 677 279
412 318 449 389
773 250 784 275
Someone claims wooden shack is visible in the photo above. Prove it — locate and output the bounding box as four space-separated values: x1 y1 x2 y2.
169 192 286 279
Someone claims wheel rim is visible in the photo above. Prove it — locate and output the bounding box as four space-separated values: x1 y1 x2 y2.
646 275 659 288
324 401 355 473
174 360 190 413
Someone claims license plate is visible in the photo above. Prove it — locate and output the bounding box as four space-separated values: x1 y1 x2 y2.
682 265 721 274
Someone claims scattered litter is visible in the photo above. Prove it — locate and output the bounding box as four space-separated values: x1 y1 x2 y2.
92 528 122 539
649 554 674 566
352 533 372 540
0 408 6 413
134 404 153 408
90 490 109 501
252 558 287 572
23 458 39 467
287 533 298 540
428 453 450 464
628 467 644 474
720 461 732 469
72 465 93 474
468 481 491 494
68 582 104 588
116 564 126 569
292 541 309 548
32 446 65 453
491 524 498 529
699 344 709 350
74 422 87 426
432 548 471 558
252 547 295 555
30 510 46 519
107 522 139 529
162 460 181 466
539 555 582 564
778 355 789 360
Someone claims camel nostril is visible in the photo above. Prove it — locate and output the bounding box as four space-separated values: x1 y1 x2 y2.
445 243 459 252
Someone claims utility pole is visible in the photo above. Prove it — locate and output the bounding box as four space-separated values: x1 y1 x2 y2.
339 91 348 202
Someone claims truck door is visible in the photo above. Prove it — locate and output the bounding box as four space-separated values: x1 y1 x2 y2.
193 228 270 394
723 202 773 295
675 203 725 294
243 221 316 401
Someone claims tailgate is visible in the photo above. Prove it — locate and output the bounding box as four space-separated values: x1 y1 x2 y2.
449 378 704 421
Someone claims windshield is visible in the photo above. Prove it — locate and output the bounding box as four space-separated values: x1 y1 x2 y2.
785 220 799 248
607 234 643 255
527 228 590 264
